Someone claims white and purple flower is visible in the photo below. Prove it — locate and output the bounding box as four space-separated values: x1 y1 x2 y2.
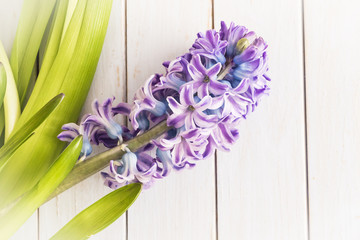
59 21 270 189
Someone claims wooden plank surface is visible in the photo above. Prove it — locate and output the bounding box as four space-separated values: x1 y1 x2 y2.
126 0 217 240
214 0 308 239
38 1 127 239
304 0 360 239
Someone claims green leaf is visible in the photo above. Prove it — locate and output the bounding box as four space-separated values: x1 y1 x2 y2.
38 0 69 82
60 0 79 45
0 136 82 240
0 63 6 109
50 183 142 240
0 41 21 142
10 0 57 105
0 0 113 210
0 93 64 171
0 107 4 146
0 63 6 141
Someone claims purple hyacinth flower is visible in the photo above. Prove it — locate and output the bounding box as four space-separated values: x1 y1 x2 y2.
58 115 95 158
85 98 124 142
102 152 138 189
62 21 271 190
214 78 253 118
232 37 268 79
112 102 131 116
244 74 271 108
154 128 210 168
166 84 218 129
130 75 167 130
134 152 158 188
102 151 159 189
186 54 228 98
191 29 228 64
210 115 241 152
153 148 172 178
159 56 191 91
220 21 250 58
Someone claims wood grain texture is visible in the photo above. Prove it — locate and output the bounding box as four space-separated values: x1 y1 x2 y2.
304 0 360 239
214 0 308 239
38 1 127 239
126 0 217 239
0 1 38 239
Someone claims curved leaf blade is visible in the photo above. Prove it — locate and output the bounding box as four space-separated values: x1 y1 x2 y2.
50 183 142 240
0 93 64 170
0 40 21 141
10 0 57 105
0 136 82 240
0 0 114 210
0 63 6 109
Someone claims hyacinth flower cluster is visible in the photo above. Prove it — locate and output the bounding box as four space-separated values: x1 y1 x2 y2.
58 21 270 189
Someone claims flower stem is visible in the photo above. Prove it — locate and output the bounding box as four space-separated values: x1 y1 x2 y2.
47 120 171 201
217 61 233 80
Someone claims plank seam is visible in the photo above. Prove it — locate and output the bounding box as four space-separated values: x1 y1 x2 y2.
125 0 129 239
211 1 219 239
301 0 310 239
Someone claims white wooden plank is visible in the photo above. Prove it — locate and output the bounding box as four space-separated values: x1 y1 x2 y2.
214 0 308 239
304 0 360 239
126 1 217 239
0 1 39 239
38 1 127 239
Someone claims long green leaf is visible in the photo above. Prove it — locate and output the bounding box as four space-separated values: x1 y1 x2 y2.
10 0 57 105
0 0 113 209
17 0 86 121
0 64 6 140
60 0 79 45
0 64 6 109
50 183 142 240
10 0 39 82
0 93 64 171
0 136 82 240
0 107 4 146
38 0 69 80
0 41 21 142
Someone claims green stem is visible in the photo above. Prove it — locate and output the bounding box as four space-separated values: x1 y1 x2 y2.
217 61 233 80
47 120 171 201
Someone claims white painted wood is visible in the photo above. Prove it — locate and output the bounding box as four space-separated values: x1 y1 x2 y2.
0 1 38 239
126 0 217 240
214 0 308 239
304 0 360 239
38 1 127 239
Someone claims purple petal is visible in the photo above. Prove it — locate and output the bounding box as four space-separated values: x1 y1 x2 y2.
61 123 79 133
167 113 187 128
193 111 217 127
197 83 209 99
57 131 77 142
167 96 186 114
233 78 250 94
180 84 194 106
112 102 131 115
195 95 212 111
207 62 222 78
209 80 228 95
